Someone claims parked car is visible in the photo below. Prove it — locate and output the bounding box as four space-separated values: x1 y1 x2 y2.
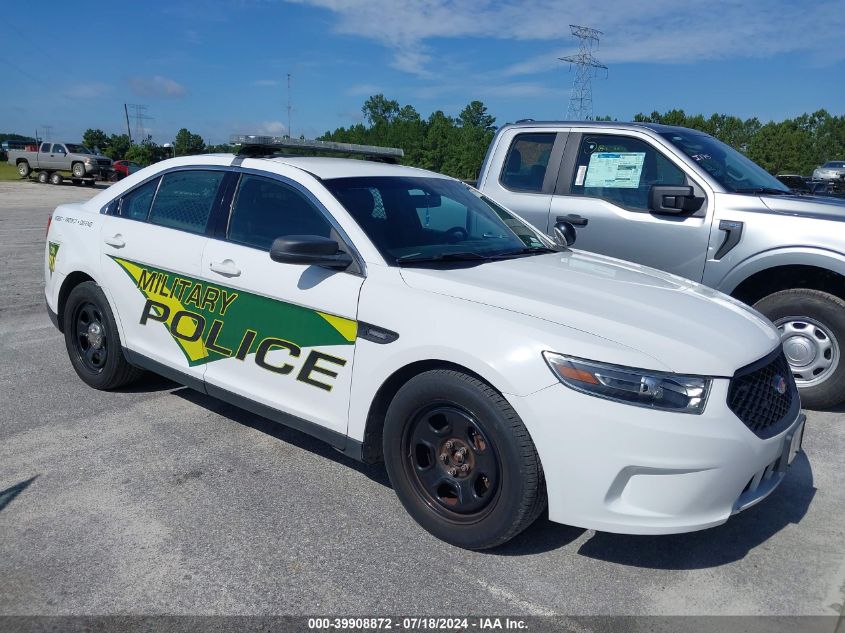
812 161 845 181
8 142 113 185
44 144 804 549
477 121 845 408
111 160 141 180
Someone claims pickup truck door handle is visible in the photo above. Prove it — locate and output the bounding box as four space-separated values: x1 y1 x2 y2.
209 259 241 277
103 234 125 248
714 220 744 260
557 214 589 227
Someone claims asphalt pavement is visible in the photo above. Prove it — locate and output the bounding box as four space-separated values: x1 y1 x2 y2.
0 180 843 618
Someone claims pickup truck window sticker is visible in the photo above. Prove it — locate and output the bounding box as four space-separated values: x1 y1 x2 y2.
584 152 646 189
110 256 356 390
48 242 60 276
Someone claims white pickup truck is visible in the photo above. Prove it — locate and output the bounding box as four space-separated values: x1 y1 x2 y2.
477 120 845 408
9 141 113 185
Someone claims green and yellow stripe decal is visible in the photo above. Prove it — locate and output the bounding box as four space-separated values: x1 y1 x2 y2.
110 256 357 367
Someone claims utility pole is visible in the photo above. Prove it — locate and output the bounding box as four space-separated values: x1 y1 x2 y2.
124 103 133 143
126 104 153 142
286 73 292 139
559 25 608 120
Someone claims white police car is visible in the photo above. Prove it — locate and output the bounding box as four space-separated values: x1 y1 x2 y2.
45 138 805 549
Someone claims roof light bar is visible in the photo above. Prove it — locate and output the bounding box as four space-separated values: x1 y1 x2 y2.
230 135 404 162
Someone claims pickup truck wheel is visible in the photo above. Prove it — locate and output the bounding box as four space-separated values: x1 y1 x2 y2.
17 162 31 178
50 172 63 185
754 289 845 409
72 162 86 178
37 172 49 184
383 369 546 550
63 281 143 390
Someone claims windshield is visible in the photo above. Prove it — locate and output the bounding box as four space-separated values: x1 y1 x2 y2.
823 162 845 168
65 144 92 154
324 176 554 264
661 130 789 194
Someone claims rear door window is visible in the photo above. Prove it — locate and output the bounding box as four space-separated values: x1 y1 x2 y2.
148 170 225 234
499 133 556 192
119 177 160 221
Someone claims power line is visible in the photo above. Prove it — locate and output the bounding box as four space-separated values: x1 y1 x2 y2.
559 25 608 120
286 73 292 139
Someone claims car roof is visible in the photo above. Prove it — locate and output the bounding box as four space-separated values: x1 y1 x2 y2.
501 120 704 135
250 156 450 180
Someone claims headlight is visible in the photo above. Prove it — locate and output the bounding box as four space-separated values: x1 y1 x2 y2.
543 352 711 414
84 157 95 164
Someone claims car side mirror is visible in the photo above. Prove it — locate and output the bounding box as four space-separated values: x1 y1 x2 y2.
649 185 703 214
553 220 577 247
270 235 353 270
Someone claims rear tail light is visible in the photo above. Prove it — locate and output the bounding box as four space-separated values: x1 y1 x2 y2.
46 214 52 237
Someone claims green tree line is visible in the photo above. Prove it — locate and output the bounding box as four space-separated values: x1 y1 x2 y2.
69 101 844 180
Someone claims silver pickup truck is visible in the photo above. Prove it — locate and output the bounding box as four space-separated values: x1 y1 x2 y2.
477 121 845 408
9 142 113 184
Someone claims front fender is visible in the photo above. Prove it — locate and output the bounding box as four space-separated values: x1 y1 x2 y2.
714 246 845 295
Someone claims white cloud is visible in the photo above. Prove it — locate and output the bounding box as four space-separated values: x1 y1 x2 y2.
346 83 382 96
64 82 111 99
257 120 288 135
128 75 187 98
285 0 845 77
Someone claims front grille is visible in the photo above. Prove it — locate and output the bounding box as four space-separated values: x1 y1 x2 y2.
97 159 111 166
727 350 799 439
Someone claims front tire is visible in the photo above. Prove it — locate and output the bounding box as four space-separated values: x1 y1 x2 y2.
49 172 63 185
37 171 49 184
383 369 546 549
63 281 142 390
755 289 845 409
72 162 86 178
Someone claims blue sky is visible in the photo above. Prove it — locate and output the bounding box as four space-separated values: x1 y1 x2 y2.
2 0 843 146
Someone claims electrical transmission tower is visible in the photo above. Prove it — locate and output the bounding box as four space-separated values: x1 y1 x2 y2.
127 104 153 141
41 125 54 142
286 73 292 139
559 25 607 120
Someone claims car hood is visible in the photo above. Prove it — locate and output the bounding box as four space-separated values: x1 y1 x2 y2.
760 193 845 221
399 250 780 376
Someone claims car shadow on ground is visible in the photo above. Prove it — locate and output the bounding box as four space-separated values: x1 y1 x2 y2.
133 378 817 566
0 475 38 513
171 386 391 488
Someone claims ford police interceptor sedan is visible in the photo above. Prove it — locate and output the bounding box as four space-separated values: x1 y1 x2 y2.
44 149 806 549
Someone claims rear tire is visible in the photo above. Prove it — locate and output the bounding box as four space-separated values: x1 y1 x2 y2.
383 369 546 550
17 161 31 178
754 289 845 409
63 281 143 390
37 171 49 184
50 172 63 185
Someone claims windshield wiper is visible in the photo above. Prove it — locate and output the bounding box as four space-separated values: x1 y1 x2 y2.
396 251 492 265
495 246 561 258
734 187 792 196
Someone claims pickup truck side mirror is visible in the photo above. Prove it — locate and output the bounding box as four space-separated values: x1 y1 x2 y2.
648 185 703 214
270 235 353 270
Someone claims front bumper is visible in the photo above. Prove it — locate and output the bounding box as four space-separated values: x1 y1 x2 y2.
83 163 113 177
509 380 805 535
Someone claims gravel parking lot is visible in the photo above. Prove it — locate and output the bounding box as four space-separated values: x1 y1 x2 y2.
1 180 844 619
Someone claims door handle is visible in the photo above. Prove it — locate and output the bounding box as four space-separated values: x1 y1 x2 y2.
104 234 125 248
209 259 241 277
557 214 589 227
